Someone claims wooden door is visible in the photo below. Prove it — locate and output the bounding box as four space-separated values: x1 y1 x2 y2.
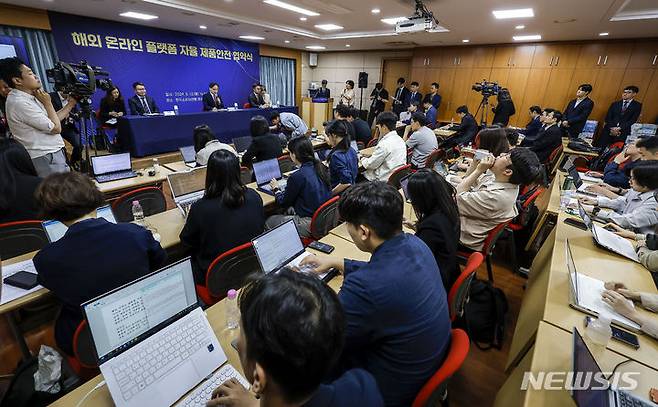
455 48 475 68
568 68 599 104
511 45 535 68
627 41 658 69
600 43 631 69
472 46 496 68
519 68 551 113
545 68 577 111
552 44 581 68
422 68 441 94
506 68 531 126
591 69 625 123
493 46 515 68
640 69 658 124
576 43 607 68
426 48 443 68
440 48 459 67
450 68 474 114
619 69 655 101
411 53 426 68
489 68 510 85
532 44 558 68
382 59 411 111
410 66 426 88
436 68 456 120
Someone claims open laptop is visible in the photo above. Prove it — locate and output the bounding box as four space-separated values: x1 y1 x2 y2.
82 258 245 407
252 219 336 282
577 202 639 263
42 205 116 243
571 328 652 407
179 145 197 168
400 174 412 202
232 136 253 155
253 158 287 195
92 153 137 183
167 167 207 217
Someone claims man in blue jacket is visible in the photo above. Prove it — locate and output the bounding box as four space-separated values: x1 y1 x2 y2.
562 84 594 139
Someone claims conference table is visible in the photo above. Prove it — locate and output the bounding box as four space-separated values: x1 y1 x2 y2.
117 106 299 157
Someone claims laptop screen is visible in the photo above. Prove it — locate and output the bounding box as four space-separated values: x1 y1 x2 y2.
253 159 282 186
577 202 593 229
233 136 253 153
569 167 583 188
179 145 196 163
43 205 116 243
168 167 207 200
92 153 132 175
571 328 610 407
400 175 411 201
82 258 198 363
252 219 304 274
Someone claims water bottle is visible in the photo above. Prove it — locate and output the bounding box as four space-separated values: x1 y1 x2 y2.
276 100 280 107
586 315 612 346
226 289 239 329
173 105 179 115
234 102 238 110
132 200 144 224
152 158 159 172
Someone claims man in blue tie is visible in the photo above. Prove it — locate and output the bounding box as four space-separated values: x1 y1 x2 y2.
596 85 642 148
128 82 159 115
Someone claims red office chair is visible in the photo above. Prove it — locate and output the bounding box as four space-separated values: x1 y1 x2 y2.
66 320 99 377
411 329 470 407
0 220 49 260
387 164 413 189
277 155 296 173
366 138 378 148
425 149 445 171
547 144 563 174
243 103 252 109
240 166 253 185
111 187 167 223
196 243 261 306
457 220 512 283
448 253 484 322
303 196 342 245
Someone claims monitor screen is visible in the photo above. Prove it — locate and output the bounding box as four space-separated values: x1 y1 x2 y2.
91 153 131 175
179 145 196 163
571 329 610 407
43 205 116 242
83 258 198 362
253 159 282 185
232 136 253 153
252 220 303 273
168 167 207 199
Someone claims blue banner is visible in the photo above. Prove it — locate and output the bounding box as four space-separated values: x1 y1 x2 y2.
48 12 260 113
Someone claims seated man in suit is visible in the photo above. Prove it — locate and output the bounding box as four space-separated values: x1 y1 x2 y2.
128 81 159 115
562 83 594 139
248 83 265 108
518 105 542 143
202 82 225 111
422 96 438 129
405 81 422 109
48 88 81 167
444 105 478 147
596 85 642 148
522 108 563 163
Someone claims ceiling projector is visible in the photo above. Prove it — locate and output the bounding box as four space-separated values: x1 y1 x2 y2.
395 0 441 34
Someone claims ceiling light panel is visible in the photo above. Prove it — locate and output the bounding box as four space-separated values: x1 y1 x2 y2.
493 8 534 19
513 34 541 41
381 17 408 25
263 0 320 16
119 11 159 20
315 24 343 31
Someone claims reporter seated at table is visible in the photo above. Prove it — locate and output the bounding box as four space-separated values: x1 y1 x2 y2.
202 82 225 112
333 104 356 141
347 107 372 145
98 85 126 127
444 105 478 147
518 105 542 141
457 148 542 251
404 169 461 290
180 150 265 284
505 127 520 147
520 108 562 163
605 221 658 273
0 138 42 223
361 112 407 182
601 141 642 189
324 120 358 195
299 182 450 407
270 110 308 141
403 112 438 169
602 282 658 340
248 83 265 108
422 96 438 129
458 128 511 181
265 137 331 237
241 115 283 168
193 124 237 166
206 270 383 407
33 172 166 356
128 81 159 115
579 161 658 234
399 101 420 125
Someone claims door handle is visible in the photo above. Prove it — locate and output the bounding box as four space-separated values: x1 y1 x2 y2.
458 57 461 65
603 55 608 65
652 55 657 65
555 56 559 66
508 57 512 66
597 55 601 65
549 56 554 66
453 57 457 65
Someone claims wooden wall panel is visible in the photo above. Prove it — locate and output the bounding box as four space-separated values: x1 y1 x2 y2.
0 4 50 30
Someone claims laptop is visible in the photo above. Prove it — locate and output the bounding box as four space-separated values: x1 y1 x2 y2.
566 167 598 197
232 136 253 155
179 145 197 168
565 239 641 331
577 202 639 263
253 158 287 195
81 258 238 407
167 167 207 217
92 153 138 183
251 219 336 282
42 205 117 243
571 328 651 407
400 174 412 202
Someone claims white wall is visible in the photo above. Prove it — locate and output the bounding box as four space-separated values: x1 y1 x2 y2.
301 50 413 109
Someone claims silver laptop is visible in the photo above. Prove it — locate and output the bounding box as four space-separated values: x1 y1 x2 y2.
167 167 207 217
179 145 197 168
92 153 137 183
571 328 652 407
43 205 116 243
81 258 227 407
253 158 287 195
577 202 639 262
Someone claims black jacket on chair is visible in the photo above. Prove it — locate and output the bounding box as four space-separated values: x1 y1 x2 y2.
563 97 594 138
128 95 159 115
202 92 225 111
596 99 642 147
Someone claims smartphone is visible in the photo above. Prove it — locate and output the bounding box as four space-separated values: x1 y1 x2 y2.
308 241 335 254
564 218 588 231
4 271 38 290
585 317 640 349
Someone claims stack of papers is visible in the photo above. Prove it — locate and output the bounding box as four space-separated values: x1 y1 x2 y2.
1 259 43 305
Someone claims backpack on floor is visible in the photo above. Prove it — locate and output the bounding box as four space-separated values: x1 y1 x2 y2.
460 278 508 350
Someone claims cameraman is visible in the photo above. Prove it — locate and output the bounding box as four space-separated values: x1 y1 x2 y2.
49 88 81 168
0 57 76 176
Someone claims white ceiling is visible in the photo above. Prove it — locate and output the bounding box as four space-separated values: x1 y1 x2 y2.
8 0 658 51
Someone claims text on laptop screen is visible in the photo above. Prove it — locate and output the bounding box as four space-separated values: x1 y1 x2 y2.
92 153 132 175
253 159 282 185
232 136 253 153
83 259 197 361
43 206 116 242
572 329 610 407
253 220 304 273
179 145 196 163
169 168 207 199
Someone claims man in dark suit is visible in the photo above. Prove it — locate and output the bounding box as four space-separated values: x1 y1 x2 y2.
562 83 594 139
519 105 542 143
367 82 389 127
522 108 563 163
405 81 423 109
202 82 225 111
444 105 478 147
247 83 264 108
391 77 409 117
128 82 159 115
595 85 642 148
49 88 81 165
316 79 331 98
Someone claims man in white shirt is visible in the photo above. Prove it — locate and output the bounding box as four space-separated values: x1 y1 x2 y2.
404 112 438 169
0 57 76 176
361 112 407 182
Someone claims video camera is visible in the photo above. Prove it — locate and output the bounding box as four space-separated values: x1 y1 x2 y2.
471 80 501 97
46 61 112 99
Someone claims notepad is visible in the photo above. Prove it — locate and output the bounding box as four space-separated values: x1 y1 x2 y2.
1 259 43 305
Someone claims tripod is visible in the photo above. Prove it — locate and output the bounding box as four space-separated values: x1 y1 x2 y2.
473 94 491 128
75 97 99 175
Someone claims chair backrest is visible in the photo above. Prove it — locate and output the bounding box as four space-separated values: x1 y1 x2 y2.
387 164 413 189
243 102 252 109
547 144 564 174
366 138 378 148
240 166 253 185
206 242 261 300
412 328 470 407
482 220 512 256
309 196 341 240
73 320 98 368
448 252 483 322
111 187 167 223
0 220 49 260
425 149 445 171
277 155 296 173
511 185 545 229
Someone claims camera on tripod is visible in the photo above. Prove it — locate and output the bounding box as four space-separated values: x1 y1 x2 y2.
46 61 113 99
471 80 501 97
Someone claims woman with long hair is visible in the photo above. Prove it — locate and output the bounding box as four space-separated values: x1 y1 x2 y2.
0 138 42 222
241 115 283 168
192 124 237 166
492 88 516 126
99 86 126 126
325 120 358 195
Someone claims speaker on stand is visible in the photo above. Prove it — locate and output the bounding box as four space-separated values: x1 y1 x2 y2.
358 71 368 114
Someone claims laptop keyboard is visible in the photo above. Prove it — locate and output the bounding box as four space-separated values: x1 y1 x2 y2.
617 390 652 407
96 170 137 183
179 364 250 406
112 315 210 402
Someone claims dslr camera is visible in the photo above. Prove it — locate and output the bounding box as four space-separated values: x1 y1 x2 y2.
46 61 112 98
471 80 501 97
